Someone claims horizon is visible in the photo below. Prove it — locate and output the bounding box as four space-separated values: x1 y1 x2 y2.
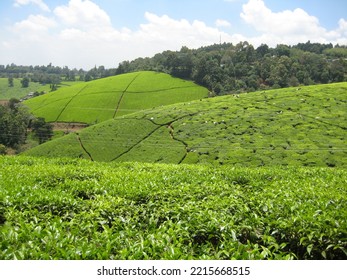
0 0 346 69
1 40 344 71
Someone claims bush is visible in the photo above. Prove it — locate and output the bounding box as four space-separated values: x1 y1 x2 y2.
0 144 6 155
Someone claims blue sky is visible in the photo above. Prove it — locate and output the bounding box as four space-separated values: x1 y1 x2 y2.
0 0 346 69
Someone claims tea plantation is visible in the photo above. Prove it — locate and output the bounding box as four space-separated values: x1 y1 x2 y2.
23 71 209 124
24 82 347 167
0 156 346 260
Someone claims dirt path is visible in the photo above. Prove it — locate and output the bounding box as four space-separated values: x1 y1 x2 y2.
113 73 141 118
111 113 197 163
55 84 89 122
167 121 189 164
51 122 88 133
77 134 94 161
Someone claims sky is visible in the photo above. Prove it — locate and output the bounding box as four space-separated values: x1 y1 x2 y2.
0 0 346 69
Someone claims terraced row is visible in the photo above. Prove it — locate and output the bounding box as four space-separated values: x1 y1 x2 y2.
24 82 347 167
1 156 346 259
23 71 209 124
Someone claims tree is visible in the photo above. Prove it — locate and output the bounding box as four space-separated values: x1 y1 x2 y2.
0 103 31 148
0 144 6 155
84 73 92 82
330 59 346 82
31 117 53 144
21 77 29 88
275 44 291 57
256 44 270 58
8 98 20 111
8 77 14 87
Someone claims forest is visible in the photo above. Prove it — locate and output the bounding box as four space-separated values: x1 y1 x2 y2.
1 41 346 95
115 41 347 94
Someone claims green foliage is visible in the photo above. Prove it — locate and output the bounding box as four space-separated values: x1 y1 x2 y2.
0 102 31 148
116 42 347 94
0 144 6 155
20 77 30 88
24 82 347 167
0 156 345 260
8 77 13 87
31 117 53 144
24 71 209 124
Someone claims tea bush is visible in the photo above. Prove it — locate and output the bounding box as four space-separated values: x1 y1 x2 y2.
0 156 346 260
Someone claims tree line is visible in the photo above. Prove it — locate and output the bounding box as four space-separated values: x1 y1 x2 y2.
1 63 117 89
114 41 347 94
0 63 82 85
0 99 53 154
1 41 347 95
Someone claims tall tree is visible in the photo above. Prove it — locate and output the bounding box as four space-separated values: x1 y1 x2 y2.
0 103 31 148
31 117 53 144
21 77 29 88
8 77 14 87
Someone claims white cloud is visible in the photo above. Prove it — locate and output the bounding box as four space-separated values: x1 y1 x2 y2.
13 14 56 32
14 0 50 12
240 0 347 46
135 12 231 49
241 0 323 35
337 18 347 37
3 0 347 69
216 19 232 27
54 0 111 29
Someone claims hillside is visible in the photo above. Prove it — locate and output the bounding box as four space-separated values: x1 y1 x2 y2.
24 82 347 167
0 78 83 101
0 78 49 101
23 71 209 124
0 156 346 259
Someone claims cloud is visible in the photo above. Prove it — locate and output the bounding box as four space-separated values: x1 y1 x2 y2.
136 12 232 49
3 0 347 69
13 14 56 32
337 18 347 37
240 0 347 46
241 0 323 35
216 19 231 27
14 0 50 12
54 0 111 29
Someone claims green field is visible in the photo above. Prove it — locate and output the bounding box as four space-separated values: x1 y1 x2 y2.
23 71 209 124
0 78 82 101
0 78 48 100
0 156 345 260
24 82 347 167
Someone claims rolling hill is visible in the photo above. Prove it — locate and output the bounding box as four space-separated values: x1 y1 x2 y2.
23 71 209 124
24 82 347 167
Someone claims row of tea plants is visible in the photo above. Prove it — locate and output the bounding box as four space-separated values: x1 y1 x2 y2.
0 156 346 259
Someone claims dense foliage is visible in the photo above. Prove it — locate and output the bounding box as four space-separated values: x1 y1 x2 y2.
115 41 347 94
1 42 346 95
0 63 80 85
0 99 52 150
0 99 31 148
0 156 345 260
24 82 347 167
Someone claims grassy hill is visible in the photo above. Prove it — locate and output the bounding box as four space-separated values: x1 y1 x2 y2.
23 71 209 124
24 82 347 167
0 78 82 101
0 156 346 260
0 78 48 101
